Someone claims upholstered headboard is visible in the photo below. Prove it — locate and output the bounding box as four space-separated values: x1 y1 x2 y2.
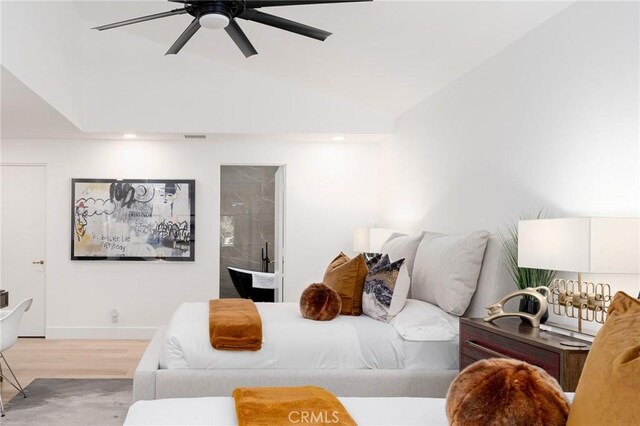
391 230 514 318
463 234 514 318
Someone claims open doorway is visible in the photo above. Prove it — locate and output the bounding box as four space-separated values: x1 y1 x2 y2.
219 165 285 302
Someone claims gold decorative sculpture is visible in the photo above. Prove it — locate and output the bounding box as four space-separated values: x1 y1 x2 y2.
484 287 549 328
546 277 611 334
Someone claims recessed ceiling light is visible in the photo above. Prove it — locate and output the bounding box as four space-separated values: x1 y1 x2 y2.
331 136 345 141
123 133 137 139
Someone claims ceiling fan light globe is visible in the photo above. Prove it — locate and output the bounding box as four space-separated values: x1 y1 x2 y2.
199 13 230 30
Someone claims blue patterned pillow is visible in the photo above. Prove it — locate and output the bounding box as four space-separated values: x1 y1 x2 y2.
362 254 405 322
365 253 383 270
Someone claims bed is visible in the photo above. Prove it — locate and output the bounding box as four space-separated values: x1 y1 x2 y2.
133 234 513 401
161 301 458 371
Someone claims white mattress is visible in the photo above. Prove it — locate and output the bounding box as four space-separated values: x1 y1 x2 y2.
160 302 458 370
124 396 450 426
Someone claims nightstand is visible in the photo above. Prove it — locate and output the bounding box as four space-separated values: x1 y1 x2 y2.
460 317 591 392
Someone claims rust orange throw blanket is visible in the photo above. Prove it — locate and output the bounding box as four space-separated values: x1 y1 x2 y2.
209 299 262 351
233 386 357 426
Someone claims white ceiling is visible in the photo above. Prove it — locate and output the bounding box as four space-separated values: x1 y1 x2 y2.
1 65 384 142
1 0 571 138
1 67 83 140
75 0 571 116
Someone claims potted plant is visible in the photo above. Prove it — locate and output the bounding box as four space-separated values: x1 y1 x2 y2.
500 211 557 323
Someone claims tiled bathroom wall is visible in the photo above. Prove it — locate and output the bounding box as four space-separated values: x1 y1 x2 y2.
219 166 278 298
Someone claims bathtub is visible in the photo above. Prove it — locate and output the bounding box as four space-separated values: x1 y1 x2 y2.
227 267 277 302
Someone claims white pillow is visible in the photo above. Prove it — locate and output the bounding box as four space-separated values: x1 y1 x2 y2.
381 232 425 278
390 299 459 341
412 230 490 316
380 232 426 319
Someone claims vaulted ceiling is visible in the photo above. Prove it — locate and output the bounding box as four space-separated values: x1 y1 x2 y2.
1 0 571 138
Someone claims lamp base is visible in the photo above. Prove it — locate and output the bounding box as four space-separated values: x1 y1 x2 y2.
547 276 611 334
540 321 595 340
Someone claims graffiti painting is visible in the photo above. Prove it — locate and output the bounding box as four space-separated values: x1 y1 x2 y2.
71 179 195 261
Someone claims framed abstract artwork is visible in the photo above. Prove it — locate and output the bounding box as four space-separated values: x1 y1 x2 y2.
71 179 195 261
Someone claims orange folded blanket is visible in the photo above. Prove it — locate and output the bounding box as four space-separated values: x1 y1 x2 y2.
209 298 262 351
233 386 357 426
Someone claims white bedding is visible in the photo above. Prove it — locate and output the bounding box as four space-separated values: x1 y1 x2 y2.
124 396 450 426
160 302 458 370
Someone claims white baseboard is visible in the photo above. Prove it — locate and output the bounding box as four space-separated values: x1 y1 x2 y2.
46 326 158 339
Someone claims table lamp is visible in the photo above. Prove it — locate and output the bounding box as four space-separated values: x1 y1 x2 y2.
518 217 639 334
353 228 394 259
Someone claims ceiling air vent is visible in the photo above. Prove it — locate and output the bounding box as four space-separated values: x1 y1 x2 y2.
184 134 206 140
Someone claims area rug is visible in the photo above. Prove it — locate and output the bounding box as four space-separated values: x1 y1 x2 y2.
2 378 132 426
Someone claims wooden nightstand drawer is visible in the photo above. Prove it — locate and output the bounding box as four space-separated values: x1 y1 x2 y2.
461 324 560 377
459 317 591 392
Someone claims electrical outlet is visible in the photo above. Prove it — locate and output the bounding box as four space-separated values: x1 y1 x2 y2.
110 308 119 323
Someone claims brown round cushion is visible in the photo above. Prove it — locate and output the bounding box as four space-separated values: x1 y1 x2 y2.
446 358 570 426
300 283 342 321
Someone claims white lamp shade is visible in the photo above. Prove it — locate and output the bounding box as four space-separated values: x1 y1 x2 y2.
518 218 640 274
353 228 394 253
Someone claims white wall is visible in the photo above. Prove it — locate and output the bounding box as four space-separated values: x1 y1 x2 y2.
1 137 378 338
379 2 639 301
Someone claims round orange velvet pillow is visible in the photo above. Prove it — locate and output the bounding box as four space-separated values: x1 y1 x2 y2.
446 358 570 426
300 283 342 321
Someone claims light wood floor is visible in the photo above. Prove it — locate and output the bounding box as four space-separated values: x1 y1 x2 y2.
1 338 148 402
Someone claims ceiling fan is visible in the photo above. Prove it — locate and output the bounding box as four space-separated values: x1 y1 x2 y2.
94 0 371 58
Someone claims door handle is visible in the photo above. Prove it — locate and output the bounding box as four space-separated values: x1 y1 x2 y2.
32 260 44 265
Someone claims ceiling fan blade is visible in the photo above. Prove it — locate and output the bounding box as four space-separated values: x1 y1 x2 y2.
166 18 201 55
93 9 188 31
224 20 258 58
239 9 331 41
245 0 371 8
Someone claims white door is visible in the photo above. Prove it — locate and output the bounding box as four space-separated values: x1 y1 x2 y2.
273 166 286 302
1 164 46 336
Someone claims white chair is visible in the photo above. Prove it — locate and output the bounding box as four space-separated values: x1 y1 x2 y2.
0 298 32 417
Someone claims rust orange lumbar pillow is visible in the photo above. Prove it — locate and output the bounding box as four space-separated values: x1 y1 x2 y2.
567 291 640 426
300 283 342 321
322 252 368 315
446 358 570 426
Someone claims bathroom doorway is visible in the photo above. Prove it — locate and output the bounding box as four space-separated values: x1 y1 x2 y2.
219 165 285 302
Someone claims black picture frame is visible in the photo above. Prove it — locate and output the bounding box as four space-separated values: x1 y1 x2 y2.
71 178 195 261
